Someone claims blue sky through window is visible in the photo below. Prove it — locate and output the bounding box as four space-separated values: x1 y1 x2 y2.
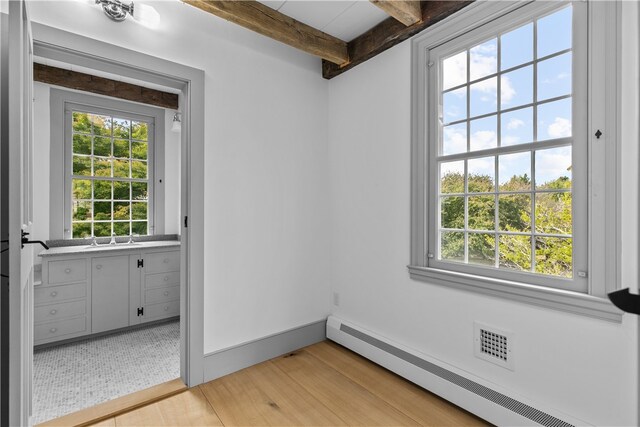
501 23 533 70
501 66 533 109
470 77 497 117
537 6 572 58
440 6 573 190
501 107 533 146
537 98 572 141
470 115 497 151
538 52 572 101
443 88 466 123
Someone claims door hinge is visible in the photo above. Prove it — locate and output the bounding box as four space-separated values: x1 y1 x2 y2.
137 307 144 316
137 259 144 268
184 216 188 228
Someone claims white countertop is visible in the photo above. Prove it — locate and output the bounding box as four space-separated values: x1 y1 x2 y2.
38 240 181 257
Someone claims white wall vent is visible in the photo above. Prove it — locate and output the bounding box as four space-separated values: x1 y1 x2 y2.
474 322 514 370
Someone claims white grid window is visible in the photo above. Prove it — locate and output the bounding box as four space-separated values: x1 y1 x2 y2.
410 0 623 319
69 110 152 239
426 2 588 292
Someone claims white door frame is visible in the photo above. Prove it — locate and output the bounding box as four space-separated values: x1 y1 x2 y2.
7 1 35 425
31 22 206 387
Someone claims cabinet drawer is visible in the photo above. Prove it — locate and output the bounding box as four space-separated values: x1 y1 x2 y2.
145 286 180 305
48 259 87 284
35 283 86 306
145 272 180 289
35 317 87 342
144 300 180 321
34 300 86 324
144 251 180 274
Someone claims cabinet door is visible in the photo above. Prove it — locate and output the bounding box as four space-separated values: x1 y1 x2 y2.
129 255 142 325
92 255 130 334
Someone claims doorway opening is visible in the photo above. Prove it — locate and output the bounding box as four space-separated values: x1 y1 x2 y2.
31 83 183 423
20 24 204 425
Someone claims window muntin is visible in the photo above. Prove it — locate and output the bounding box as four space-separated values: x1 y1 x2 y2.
433 5 580 283
70 111 151 238
410 0 620 319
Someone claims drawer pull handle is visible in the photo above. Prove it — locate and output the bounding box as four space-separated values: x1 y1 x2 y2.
164 305 169 311
50 309 57 315
49 328 57 333
164 276 169 281
50 291 58 297
164 291 169 296
96 265 102 270
163 258 169 264
65 268 71 273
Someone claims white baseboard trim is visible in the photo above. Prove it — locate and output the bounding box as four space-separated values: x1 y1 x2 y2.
203 319 326 382
327 315 590 427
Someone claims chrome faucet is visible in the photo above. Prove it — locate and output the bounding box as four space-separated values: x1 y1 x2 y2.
109 232 117 245
128 233 135 244
90 235 99 247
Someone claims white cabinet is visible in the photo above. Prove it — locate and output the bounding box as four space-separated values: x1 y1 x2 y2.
34 257 90 345
48 258 87 284
138 250 181 324
91 255 132 334
36 244 180 346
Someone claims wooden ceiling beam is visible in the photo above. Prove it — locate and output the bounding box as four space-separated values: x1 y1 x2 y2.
323 1 473 80
183 0 349 66
33 63 179 109
370 0 422 26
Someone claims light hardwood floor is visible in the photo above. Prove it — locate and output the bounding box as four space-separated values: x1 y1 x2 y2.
92 341 489 426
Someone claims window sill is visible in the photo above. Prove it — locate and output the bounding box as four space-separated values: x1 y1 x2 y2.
407 265 623 322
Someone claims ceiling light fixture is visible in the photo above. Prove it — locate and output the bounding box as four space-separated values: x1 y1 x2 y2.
95 0 134 22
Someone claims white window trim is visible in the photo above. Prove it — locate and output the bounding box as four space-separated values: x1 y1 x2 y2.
409 0 623 322
49 89 166 239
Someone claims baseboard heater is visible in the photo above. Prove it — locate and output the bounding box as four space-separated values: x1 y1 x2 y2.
326 316 589 427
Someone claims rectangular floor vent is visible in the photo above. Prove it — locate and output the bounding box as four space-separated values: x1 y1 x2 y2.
339 322 574 427
474 322 514 370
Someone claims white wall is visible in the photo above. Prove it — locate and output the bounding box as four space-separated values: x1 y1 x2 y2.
326 3 639 426
31 82 181 245
28 0 331 354
27 1 639 424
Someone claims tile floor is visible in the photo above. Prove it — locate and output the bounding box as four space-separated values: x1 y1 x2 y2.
32 320 180 424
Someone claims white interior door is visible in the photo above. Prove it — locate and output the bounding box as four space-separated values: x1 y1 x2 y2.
8 0 35 425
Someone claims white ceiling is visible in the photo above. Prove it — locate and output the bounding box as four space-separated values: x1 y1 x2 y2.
257 0 389 42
